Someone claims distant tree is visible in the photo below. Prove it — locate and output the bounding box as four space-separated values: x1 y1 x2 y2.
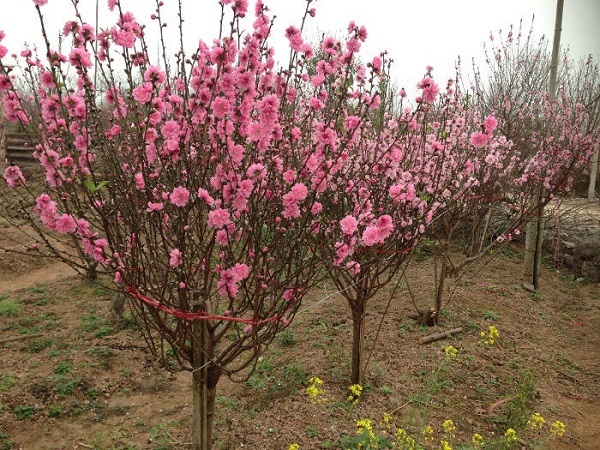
471 18 598 290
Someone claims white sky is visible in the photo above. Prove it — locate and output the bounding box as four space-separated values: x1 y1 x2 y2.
1 0 599 92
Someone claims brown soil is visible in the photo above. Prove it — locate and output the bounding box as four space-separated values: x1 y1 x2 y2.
0 246 598 450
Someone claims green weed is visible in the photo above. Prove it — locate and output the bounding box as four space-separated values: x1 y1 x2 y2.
48 404 62 418
0 373 16 391
14 405 36 420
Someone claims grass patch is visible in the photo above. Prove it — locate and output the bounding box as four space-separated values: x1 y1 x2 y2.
0 298 21 317
0 373 16 391
27 338 56 353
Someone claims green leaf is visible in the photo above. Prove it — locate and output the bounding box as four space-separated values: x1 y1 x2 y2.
83 179 109 194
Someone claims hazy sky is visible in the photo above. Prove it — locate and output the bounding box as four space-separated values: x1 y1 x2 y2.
1 0 599 92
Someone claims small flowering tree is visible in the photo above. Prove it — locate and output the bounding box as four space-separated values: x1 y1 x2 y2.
410 89 595 323
295 37 513 382
409 25 599 320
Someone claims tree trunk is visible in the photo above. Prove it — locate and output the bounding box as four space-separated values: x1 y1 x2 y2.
433 258 447 325
588 145 598 200
523 214 540 290
350 301 366 386
191 319 220 450
532 200 545 290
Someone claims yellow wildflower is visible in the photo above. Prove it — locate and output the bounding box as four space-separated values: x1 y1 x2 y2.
288 444 299 450
439 440 452 450
444 345 458 360
527 412 546 430
550 420 566 438
356 419 378 447
504 428 517 443
481 325 499 346
471 433 484 447
348 383 363 404
395 428 416 450
422 425 435 443
442 419 456 437
381 412 393 430
306 377 325 404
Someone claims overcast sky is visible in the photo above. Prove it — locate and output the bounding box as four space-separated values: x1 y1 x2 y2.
1 0 599 92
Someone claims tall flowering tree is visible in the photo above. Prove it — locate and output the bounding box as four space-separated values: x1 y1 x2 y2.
0 0 382 447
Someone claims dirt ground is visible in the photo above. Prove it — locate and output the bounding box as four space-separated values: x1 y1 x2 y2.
0 242 598 449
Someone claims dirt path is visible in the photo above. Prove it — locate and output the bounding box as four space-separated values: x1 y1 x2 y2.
0 260 75 293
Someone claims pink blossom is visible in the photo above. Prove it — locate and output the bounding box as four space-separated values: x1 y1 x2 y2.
33 0 48 6
377 215 393 234
470 132 489 148
161 120 180 139
335 242 352 264
231 263 250 281
55 214 78 234
290 183 308 201
216 229 228 246
282 203 300 219
417 76 440 103
309 97 324 111
207 208 231 229
483 115 498 134
322 36 337 55
114 30 135 48
311 74 325 87
40 71 55 88
169 248 182 268
143 65 166 84
362 226 380 246
132 82 153 103
346 260 361 275
285 26 304 51
247 122 266 141
197 188 215 205
69 47 93 68
212 96 231 118
340 215 358 236
311 202 323 214
134 173 145 190
3 166 25 187
246 163 266 179
346 38 360 52
169 186 190 207
91 239 108 262
283 170 296 184
146 202 164 212
371 56 382 74
217 263 250 297
376 215 393 241
485 153 497 165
